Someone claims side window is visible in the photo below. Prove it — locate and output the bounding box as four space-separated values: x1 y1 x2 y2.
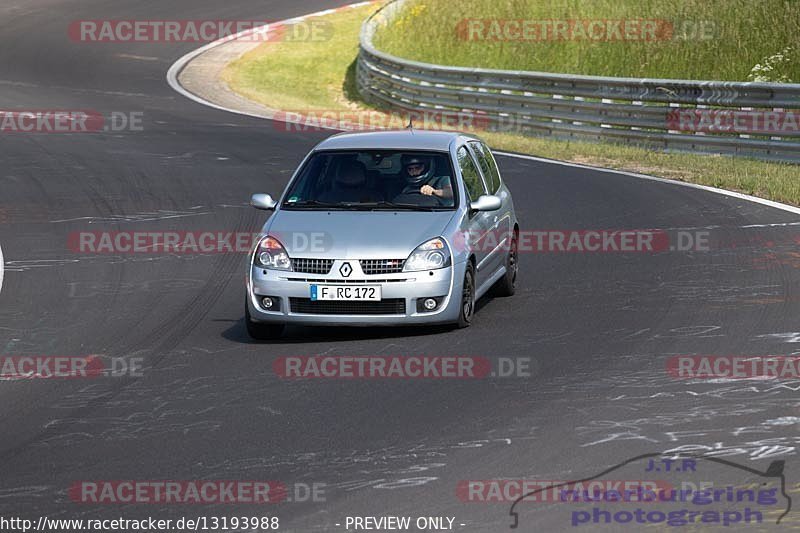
470 142 501 194
457 146 486 201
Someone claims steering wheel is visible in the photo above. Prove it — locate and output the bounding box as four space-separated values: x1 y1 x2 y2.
392 191 443 207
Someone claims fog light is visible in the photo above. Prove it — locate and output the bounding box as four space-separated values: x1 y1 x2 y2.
416 296 445 313
262 297 274 309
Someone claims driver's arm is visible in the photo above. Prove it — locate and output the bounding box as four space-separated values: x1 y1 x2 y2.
430 176 453 198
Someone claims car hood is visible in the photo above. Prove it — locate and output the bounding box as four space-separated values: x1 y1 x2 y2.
264 209 457 259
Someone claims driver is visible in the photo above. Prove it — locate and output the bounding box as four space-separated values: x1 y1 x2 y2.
397 155 452 200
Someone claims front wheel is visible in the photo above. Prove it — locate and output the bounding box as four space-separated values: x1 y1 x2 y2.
245 300 285 340
456 263 476 328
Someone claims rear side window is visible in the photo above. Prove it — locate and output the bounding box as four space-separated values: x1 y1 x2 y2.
470 142 501 194
457 146 486 201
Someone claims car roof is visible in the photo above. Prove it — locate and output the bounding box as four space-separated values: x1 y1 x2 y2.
313 129 479 152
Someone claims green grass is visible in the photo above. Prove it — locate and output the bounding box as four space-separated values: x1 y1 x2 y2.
374 0 800 81
222 3 800 207
223 6 372 111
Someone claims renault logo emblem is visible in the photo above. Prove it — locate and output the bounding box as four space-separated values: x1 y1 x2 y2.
339 262 352 277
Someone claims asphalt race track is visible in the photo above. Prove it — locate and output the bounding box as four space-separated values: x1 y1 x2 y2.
1 0 800 531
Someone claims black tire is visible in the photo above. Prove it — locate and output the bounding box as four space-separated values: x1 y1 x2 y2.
491 231 518 297
456 263 476 328
245 301 285 340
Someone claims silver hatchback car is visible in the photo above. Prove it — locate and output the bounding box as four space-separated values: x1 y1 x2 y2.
245 130 518 339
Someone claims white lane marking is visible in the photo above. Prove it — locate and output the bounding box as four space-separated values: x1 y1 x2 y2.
764 417 800 426
165 2 800 219
636 221 800 232
166 37 259 116
755 332 800 343
0 79 154 98
0 243 4 294
494 150 800 217
116 53 161 61
4 259 81 272
166 2 379 117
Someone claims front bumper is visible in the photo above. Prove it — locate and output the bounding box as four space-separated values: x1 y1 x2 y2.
247 260 463 326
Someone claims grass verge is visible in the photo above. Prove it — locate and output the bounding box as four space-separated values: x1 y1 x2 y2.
223 3 800 207
374 0 800 82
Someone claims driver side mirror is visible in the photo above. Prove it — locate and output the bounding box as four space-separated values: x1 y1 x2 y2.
251 193 277 211
469 195 501 212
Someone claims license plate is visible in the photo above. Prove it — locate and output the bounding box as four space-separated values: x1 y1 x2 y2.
310 285 382 301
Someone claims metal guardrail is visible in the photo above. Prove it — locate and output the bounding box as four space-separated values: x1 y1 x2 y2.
357 0 800 162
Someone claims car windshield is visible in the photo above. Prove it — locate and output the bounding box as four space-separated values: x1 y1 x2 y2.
282 150 457 210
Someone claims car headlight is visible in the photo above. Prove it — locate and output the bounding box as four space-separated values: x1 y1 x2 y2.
254 236 292 271
403 237 451 272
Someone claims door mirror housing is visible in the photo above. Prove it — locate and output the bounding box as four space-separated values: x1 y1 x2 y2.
251 193 277 210
469 195 501 212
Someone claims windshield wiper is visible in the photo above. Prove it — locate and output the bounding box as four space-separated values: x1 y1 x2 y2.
285 200 347 209
361 201 438 211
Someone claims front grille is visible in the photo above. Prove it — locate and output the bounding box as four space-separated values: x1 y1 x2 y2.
359 259 405 275
292 258 333 275
290 298 406 315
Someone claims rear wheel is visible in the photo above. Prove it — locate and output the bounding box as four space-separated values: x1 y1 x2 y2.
245 300 285 340
492 231 518 297
456 263 476 328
